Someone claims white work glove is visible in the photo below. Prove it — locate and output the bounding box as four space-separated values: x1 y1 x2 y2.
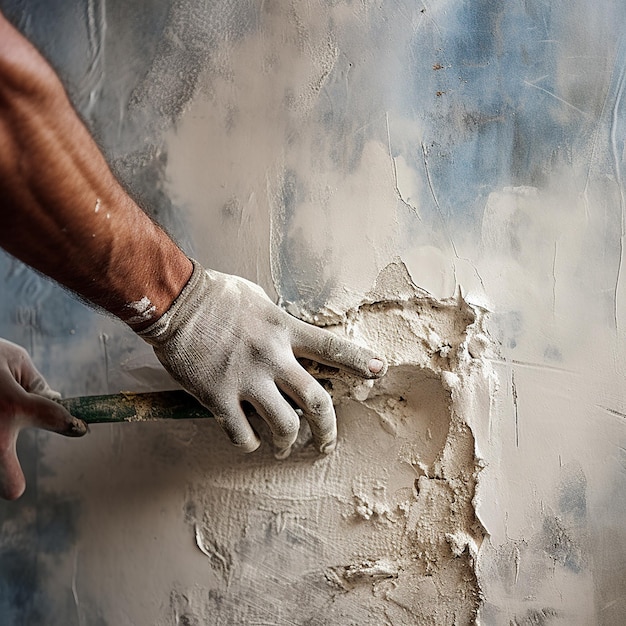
0 339 87 500
138 259 387 456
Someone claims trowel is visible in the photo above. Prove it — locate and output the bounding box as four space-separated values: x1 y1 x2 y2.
58 390 214 424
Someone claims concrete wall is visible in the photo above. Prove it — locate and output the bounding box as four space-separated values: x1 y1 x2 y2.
0 1 624 624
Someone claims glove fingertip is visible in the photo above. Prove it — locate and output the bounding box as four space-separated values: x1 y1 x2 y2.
319 439 336 455
235 435 261 454
274 445 292 460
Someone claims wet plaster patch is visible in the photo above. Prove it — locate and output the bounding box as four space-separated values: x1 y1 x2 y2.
174 262 494 625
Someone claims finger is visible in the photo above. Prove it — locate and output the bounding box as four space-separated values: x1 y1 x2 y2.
25 376 61 401
0 432 26 500
20 367 60 400
276 362 337 454
245 384 301 454
290 320 387 379
212 400 261 453
4 343 59 398
22 393 87 437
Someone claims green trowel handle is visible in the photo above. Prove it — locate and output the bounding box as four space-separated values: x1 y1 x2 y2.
57 390 213 424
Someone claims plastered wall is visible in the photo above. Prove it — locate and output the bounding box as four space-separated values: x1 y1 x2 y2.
0 1 625 624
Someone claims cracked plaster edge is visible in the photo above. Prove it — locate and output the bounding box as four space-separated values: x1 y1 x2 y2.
292 260 498 615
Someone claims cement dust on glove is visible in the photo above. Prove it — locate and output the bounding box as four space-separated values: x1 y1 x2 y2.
138 259 387 458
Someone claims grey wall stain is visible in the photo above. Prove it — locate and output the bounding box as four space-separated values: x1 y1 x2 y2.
510 607 559 626
129 0 259 124
540 464 588 574
558 462 587 522
0 451 82 626
541 515 584 574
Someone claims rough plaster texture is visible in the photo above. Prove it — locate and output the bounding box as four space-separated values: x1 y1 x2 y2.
0 0 625 624
168 262 492 625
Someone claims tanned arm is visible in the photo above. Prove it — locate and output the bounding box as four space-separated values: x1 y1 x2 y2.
0 11 387 501
0 13 192 329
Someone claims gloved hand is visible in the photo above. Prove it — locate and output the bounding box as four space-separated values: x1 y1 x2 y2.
138 259 387 457
0 339 87 500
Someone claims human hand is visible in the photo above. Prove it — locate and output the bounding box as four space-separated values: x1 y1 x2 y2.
138 260 387 457
0 339 87 500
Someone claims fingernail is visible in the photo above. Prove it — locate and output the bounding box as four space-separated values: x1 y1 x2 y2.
368 358 385 374
237 437 261 453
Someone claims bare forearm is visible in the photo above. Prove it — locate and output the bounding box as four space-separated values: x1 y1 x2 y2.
0 13 192 328
0 13 390 465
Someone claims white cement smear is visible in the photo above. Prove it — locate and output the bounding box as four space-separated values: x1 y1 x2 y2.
176 262 494 624
125 296 157 325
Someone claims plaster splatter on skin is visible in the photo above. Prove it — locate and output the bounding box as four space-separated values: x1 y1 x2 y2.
125 296 157 325
178 262 494 625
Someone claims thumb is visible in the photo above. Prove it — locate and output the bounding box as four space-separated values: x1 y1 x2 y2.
22 393 88 437
0 431 25 500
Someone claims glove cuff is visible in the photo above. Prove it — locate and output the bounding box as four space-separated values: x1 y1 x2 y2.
136 257 206 346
